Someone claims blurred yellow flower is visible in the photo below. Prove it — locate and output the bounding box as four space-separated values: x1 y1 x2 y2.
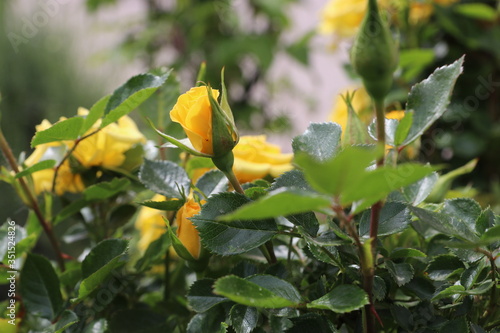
176 197 203 259
319 0 390 38
135 194 167 252
319 0 459 37
25 108 145 195
232 136 293 184
170 87 220 156
71 108 145 169
24 141 84 196
329 87 372 132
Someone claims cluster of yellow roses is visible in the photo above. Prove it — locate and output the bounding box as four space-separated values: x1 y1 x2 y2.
320 0 459 39
26 108 146 195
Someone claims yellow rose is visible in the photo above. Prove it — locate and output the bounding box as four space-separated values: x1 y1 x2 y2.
135 194 167 252
24 141 84 196
409 0 459 24
71 108 146 169
175 197 203 260
232 135 293 184
329 87 373 132
170 87 221 156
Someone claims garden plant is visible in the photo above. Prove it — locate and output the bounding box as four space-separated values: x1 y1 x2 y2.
1 0 500 332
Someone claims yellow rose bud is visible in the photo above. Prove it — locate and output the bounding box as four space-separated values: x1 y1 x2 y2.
232 136 294 184
350 0 398 101
170 87 221 156
135 194 167 252
175 197 203 260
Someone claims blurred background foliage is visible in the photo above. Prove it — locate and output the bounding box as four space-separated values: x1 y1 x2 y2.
85 0 312 132
0 1 103 227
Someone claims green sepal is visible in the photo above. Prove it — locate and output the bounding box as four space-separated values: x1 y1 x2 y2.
147 118 212 157
164 217 209 271
207 85 238 157
196 62 207 87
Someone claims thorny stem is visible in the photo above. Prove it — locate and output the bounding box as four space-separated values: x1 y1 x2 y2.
51 129 101 193
363 97 387 332
476 248 498 321
0 129 66 271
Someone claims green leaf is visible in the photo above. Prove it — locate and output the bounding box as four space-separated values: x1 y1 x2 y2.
31 116 84 147
399 49 435 82
427 159 477 203
51 310 79 333
83 178 131 201
455 3 497 21
286 212 319 237
359 202 411 237
219 188 330 221
442 198 482 232
475 208 496 235
187 279 229 313
426 254 465 281
410 206 479 242
195 170 228 197
54 199 88 224
82 239 128 278
385 260 414 286
268 170 314 193
431 285 465 301
390 248 426 259
292 122 342 162
229 305 258 333
101 73 168 127
187 306 228 333
139 159 191 199
480 225 500 243
213 274 301 308
460 261 486 290
388 172 438 205
139 199 184 212
109 309 170 333
80 95 110 135
15 160 56 179
345 163 437 214
294 145 382 196
395 111 414 146
439 317 469 333
192 193 277 256
135 233 171 273
465 280 494 295
20 253 63 320
76 239 128 301
402 56 464 146
307 285 369 313
287 314 336 333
